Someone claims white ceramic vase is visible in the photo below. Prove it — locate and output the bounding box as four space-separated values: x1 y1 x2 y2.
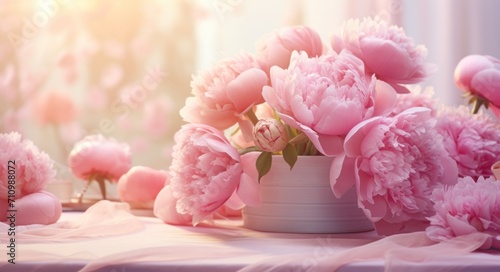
242 155 374 233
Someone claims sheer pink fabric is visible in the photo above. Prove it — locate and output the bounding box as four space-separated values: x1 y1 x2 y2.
0 200 143 243
0 200 497 271
240 232 495 272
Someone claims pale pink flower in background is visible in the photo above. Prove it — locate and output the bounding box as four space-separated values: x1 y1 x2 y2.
143 96 172 138
86 87 109 110
0 64 16 101
103 40 126 59
253 119 289 152
68 134 132 182
331 108 458 235
0 132 61 225
168 124 242 225
100 63 124 89
454 54 500 115
256 25 323 74
331 17 435 93
180 53 269 130
33 90 78 125
57 51 78 84
1 108 22 132
426 176 500 250
130 138 150 154
391 85 438 116
263 50 397 156
435 106 500 179
0 132 56 199
58 122 85 144
118 166 168 209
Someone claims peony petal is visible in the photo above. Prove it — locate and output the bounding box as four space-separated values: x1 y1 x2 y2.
344 116 382 157
225 68 268 112
359 38 412 79
360 195 388 222
15 191 62 225
471 68 500 106
224 191 245 210
373 80 398 115
330 153 356 198
153 186 192 226
446 213 478 236
237 152 262 207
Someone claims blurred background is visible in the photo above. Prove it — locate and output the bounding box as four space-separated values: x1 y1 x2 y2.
1 0 499 198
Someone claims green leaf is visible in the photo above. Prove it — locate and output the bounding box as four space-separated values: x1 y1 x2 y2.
282 143 298 170
256 151 272 183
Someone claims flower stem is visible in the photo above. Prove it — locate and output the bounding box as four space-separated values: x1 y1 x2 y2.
239 146 262 155
78 179 92 204
95 176 107 200
246 109 259 125
472 98 485 114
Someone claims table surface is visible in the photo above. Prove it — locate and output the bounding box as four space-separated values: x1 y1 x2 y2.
0 201 499 272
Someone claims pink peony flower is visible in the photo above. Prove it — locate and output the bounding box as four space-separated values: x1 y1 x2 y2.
253 119 289 152
33 90 78 125
256 25 323 74
68 134 132 201
168 124 242 225
454 54 500 115
390 85 438 116
68 134 132 182
0 132 55 198
180 53 269 130
263 50 397 156
426 176 500 250
0 132 61 225
331 17 435 93
331 108 458 235
117 166 168 209
435 106 500 179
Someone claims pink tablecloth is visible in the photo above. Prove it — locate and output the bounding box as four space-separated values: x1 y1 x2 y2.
0 201 499 272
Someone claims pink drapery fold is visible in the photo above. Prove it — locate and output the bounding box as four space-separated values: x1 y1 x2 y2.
239 232 493 272
0 200 144 243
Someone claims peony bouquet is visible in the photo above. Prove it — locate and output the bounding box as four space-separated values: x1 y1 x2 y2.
154 16 500 246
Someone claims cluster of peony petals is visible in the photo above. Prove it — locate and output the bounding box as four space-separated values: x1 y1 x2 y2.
180 53 269 130
68 134 132 182
390 86 438 116
0 132 61 225
435 106 500 179
332 17 435 93
263 50 397 156
331 108 458 235
426 176 500 249
161 124 243 225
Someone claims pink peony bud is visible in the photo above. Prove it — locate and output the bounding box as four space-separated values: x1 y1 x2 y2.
253 119 289 152
454 55 500 113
